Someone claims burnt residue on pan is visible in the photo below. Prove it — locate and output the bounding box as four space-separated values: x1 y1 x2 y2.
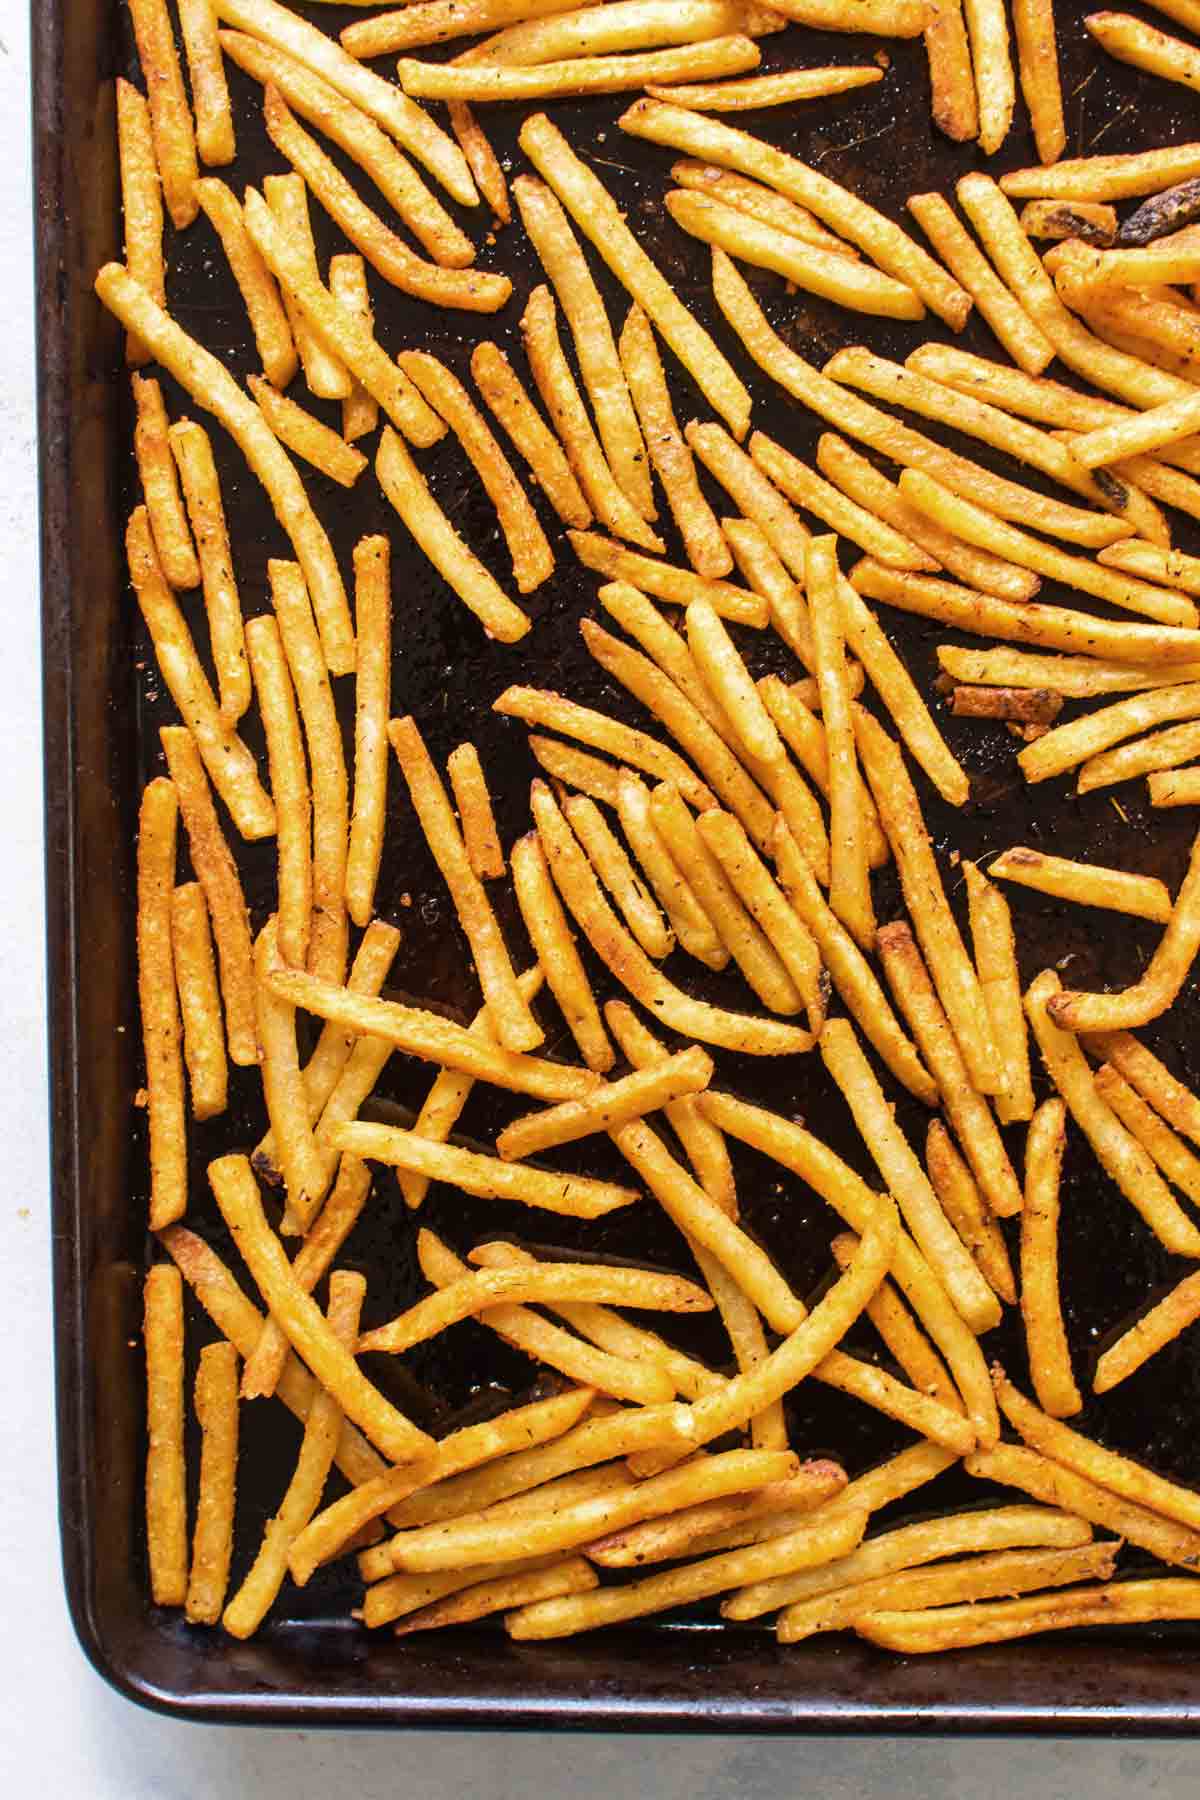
38 0 1200 1729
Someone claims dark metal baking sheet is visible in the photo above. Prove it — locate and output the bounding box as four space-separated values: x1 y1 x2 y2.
35 0 1200 1728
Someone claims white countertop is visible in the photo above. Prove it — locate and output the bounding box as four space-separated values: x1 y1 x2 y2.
5 0 1200 1786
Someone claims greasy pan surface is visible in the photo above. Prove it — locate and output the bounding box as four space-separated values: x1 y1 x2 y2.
33 0 1200 1728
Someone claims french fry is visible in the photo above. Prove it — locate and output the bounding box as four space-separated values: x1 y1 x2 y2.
128 0 198 229
223 1271 367 1638
496 1047 713 1163
390 716 539 1050
521 286 663 553
563 793 674 959
950 686 1063 721
572 530 765 627
210 1154 432 1464
1087 11 1200 95
1011 0 1064 165
343 538 391 928
685 597 783 769
159 1225 389 1492
697 811 825 1030
244 617 310 971
1021 199 1118 242
721 516 822 665
605 1002 736 1211
727 1503 1093 1621
137 778 186 1229
587 1463 848 1567
876 922 1024 1219
618 305 730 578
377 427 531 643
855 712 998 1094
457 0 785 63
649 65 883 109
598 582 734 743
1025 967 1200 1253
529 737 621 807
937 642 1200 692
898 468 1191 626
779 1542 1116 1641
340 0 597 58
666 190 925 321
962 859 1034 1123
686 422 815 602
143 1264 188 1606
820 1020 1000 1332
220 33 474 269
509 835 612 1075
1020 683 1200 785
750 434 935 570
1094 1267 1200 1392
361 1261 712 1359
963 0 1015 152
1087 1028 1200 1144
184 1340 239 1624
825 346 1149 542
158 726 257 1065
399 352 553 594
416 1230 680 1404
856 1578 1200 1652
177 0 235 166
988 846 1172 922
521 111 753 436
620 101 970 326
212 0 477 205
192 177 297 390
1017 1097 1081 1417
508 1508 867 1638
613 776 728 970
670 159 862 258
168 420 249 726
514 176 652 520
263 172 351 401
925 1118 1016 1306
830 1233 960 1410
1151 767 1200 805
172 882 228 1121
116 80 164 364
447 743 504 884
286 925 400 1171
133 375 200 591
1001 142 1200 202
807 538 874 951
255 919 328 1229
470 342 591 529
1095 1063 1200 1206
448 101 510 226
759 676 886 869
649 783 803 1013
398 1555 599 1631
853 557 1200 664
813 1345 978 1454
747 0 924 24
924 0 979 143
400 36 764 103
249 375 366 488
96 267 355 675
1099 539 1200 595
270 561 348 985
367 1532 613 1626
689 1244 788 1449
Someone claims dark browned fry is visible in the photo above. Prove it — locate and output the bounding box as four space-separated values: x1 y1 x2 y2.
950 686 1064 722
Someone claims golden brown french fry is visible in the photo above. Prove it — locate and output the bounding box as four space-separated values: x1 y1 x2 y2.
138 778 186 1230
496 1048 713 1164
1020 683 1200 780
615 776 727 971
856 1578 1200 1652
1011 0 1064 164
341 538 391 929
255 919 328 1229
184 1340 239 1624
988 845 1172 922
1095 1267 1200 1392
820 1020 1001 1332
398 1556 600 1632
1086 10 1200 95
670 158 860 256
458 0 784 62
925 1118 1015 1306
249 375 366 487
649 65 883 108
399 352 553 594
220 32 475 268
684 597 783 769
751 434 935 570
618 304 731 578
1099 539 1200 596
128 0 198 228
377 428 532 643
604 1001 736 1211
830 1234 960 1410
1025 967 1200 1253
514 176 652 520
400 36 764 102
572 530 765 626
621 101 969 325
563 793 674 959
327 256 377 441
116 79 164 365
144 1263 188 1606
177 0 235 166
521 110 754 435
133 374 200 591
912 194 1053 372
263 171 351 401
759 675 887 867
213 0 477 204
470 342 591 528
924 0 978 142
587 1463 847 1567
964 0 1015 151
1001 142 1200 202
1095 1062 1200 1206
743 0 924 25
193 178 297 391
509 834 612 1074
667 190 925 321
937 641 1200 692
341 0 594 57
808 537 874 952
1087 1029 1200 1144
172 882 228 1122
527 737 619 806
167 419 249 725
961 860 1034 1125
335 1122 638 1220
697 810 825 1030
722 517 822 669
876 922 1024 1219
499 676 717 816
1017 1098 1080 1416
243 617 310 971
1150 768 1200 804
96 267 355 674
446 743 504 883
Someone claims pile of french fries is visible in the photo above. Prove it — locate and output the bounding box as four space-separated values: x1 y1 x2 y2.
101 0 1200 1656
